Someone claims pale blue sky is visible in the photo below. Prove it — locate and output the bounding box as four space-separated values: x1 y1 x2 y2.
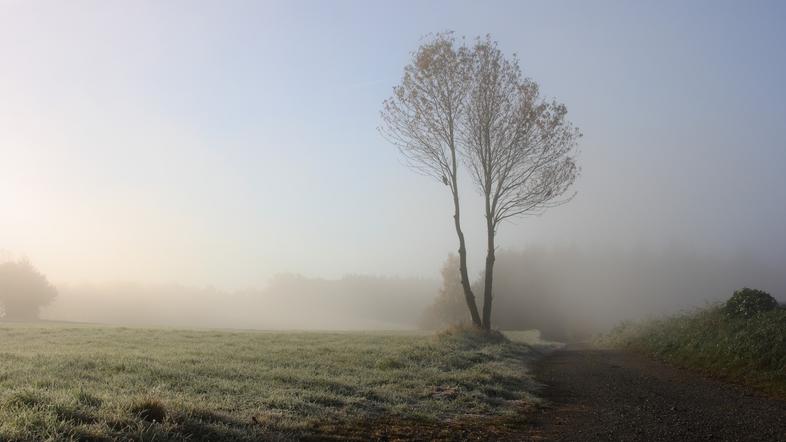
1 1 785 288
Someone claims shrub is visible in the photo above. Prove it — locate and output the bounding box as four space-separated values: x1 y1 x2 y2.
723 288 778 318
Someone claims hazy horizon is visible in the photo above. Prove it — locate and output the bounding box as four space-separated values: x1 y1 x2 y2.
2 1 785 295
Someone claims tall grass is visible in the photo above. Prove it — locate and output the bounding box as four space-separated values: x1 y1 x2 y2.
600 305 786 395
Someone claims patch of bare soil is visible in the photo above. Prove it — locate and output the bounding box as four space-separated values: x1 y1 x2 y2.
527 345 786 441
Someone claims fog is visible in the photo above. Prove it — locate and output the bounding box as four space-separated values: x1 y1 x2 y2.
487 246 786 339
42 275 437 330
2 2 786 335
34 245 784 336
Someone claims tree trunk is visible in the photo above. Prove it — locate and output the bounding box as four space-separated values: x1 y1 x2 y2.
452 191 482 328
481 219 495 330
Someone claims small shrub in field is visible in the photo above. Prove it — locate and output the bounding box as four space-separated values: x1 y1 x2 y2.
130 397 166 422
723 288 778 318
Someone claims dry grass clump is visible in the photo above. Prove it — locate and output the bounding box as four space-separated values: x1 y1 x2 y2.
130 397 167 422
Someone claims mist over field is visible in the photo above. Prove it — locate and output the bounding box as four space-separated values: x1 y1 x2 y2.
33 246 784 338
42 275 437 330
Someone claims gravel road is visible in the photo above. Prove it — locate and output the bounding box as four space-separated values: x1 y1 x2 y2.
527 346 786 441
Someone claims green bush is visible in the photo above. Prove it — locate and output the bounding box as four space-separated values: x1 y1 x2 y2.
600 303 786 396
723 288 778 318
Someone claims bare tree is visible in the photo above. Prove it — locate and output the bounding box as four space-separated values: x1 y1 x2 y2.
382 34 579 331
462 37 581 330
380 33 482 327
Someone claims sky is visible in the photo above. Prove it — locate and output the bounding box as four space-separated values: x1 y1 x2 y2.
1 0 785 289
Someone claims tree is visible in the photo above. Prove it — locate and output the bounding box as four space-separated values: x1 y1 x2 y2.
0 259 57 321
380 33 482 327
462 37 580 329
418 254 472 328
382 33 580 331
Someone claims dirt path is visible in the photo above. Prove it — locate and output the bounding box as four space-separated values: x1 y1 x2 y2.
526 346 786 441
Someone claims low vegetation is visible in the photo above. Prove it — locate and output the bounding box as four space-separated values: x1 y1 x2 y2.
0 324 553 441
599 289 786 396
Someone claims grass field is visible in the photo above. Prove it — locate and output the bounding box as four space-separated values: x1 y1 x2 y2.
598 305 786 397
0 323 554 441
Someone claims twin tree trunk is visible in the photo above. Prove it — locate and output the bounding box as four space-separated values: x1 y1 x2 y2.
450 174 496 331
451 201 497 331
452 187 483 327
